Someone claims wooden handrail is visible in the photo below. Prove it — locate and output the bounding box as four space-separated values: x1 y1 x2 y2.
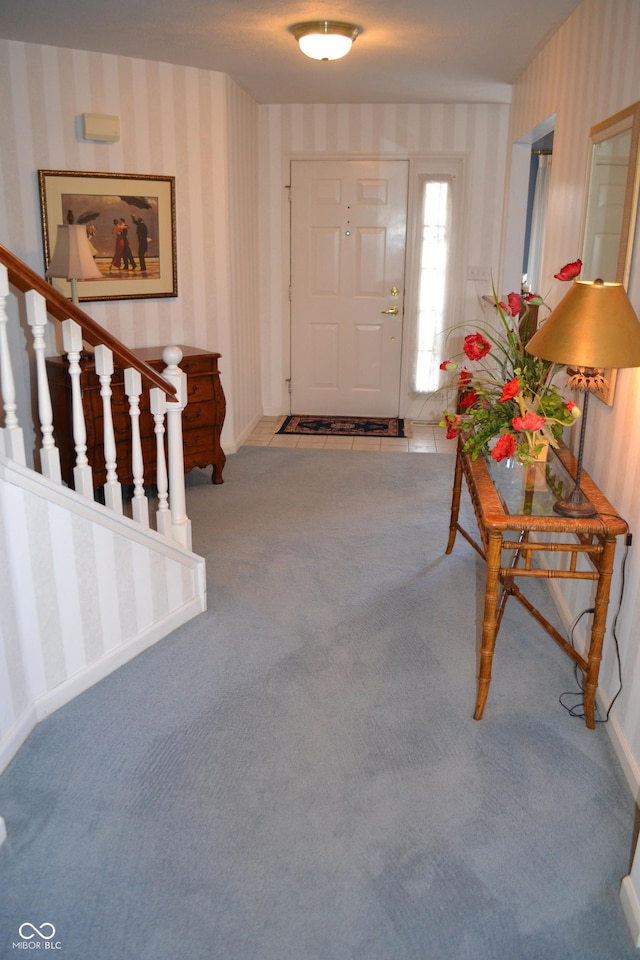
0 244 177 398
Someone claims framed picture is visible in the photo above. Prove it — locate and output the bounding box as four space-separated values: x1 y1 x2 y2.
38 170 177 302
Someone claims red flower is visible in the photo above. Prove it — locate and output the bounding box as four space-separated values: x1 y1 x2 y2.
554 259 582 281
439 359 456 371
459 389 479 409
491 434 516 461
458 369 472 387
512 412 546 432
507 292 523 317
463 333 491 361
499 377 519 403
444 414 462 439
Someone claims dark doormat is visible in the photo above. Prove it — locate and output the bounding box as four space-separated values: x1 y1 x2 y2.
278 415 405 437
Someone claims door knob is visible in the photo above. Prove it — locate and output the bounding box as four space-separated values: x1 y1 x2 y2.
381 306 399 315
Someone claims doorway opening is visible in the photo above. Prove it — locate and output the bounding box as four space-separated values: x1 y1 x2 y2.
522 130 554 295
502 115 556 293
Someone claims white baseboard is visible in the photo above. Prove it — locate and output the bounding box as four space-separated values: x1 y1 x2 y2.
222 411 266 455
522 575 640 947
603 708 640 802
262 405 286 418
0 704 38 779
620 876 640 947
34 597 206 724
0 597 205 778
547 578 640 800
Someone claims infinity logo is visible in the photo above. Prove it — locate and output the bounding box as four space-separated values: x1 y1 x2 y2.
18 923 56 941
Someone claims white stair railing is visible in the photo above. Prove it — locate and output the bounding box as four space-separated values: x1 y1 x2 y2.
0 264 26 465
94 344 123 515
0 256 191 548
160 346 192 551
124 367 150 529
25 289 61 483
150 386 171 537
62 318 95 499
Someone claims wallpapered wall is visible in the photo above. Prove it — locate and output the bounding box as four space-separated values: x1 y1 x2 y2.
507 0 640 791
2 4 640 781
0 40 261 451
256 101 512 416
0 457 206 774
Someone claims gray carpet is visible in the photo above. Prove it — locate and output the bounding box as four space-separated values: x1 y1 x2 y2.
0 447 637 959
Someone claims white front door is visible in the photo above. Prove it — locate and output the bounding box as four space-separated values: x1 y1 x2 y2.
290 159 409 416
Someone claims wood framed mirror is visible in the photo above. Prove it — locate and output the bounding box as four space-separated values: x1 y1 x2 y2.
580 101 640 404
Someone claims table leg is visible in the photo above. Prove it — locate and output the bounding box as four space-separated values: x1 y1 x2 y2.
446 444 463 555
474 531 503 721
583 535 617 729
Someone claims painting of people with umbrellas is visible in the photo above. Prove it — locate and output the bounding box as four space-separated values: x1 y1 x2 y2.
39 170 177 301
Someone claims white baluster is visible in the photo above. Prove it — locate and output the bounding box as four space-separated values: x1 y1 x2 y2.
161 346 191 550
25 290 62 483
124 366 149 528
150 386 170 536
94 344 122 514
62 318 94 498
0 264 26 464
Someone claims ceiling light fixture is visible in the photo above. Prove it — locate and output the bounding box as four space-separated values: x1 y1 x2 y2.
290 21 360 61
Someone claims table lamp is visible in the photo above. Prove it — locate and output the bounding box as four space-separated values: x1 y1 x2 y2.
526 278 640 517
46 223 102 304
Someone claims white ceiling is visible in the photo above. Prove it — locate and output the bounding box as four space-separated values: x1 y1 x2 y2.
0 0 582 104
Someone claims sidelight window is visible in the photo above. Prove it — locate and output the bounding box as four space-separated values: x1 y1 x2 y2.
414 177 453 393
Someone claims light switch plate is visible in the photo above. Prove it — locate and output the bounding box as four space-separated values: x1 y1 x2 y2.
467 265 491 281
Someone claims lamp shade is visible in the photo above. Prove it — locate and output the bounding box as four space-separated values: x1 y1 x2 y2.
46 224 102 281
290 21 359 61
525 279 640 368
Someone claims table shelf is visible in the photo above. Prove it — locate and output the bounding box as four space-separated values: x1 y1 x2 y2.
446 440 627 728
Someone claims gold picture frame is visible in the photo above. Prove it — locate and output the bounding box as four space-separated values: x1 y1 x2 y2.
38 169 177 302
580 101 640 404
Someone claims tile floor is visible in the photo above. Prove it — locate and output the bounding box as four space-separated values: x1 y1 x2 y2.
243 417 455 454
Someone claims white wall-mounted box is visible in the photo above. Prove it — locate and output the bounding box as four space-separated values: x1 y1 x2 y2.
82 113 120 142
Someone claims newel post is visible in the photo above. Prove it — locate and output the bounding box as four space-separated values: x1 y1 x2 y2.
161 346 192 550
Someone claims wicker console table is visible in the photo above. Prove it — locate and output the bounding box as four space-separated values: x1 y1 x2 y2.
446 441 627 728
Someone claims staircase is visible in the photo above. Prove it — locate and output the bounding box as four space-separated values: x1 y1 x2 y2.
0 246 207 778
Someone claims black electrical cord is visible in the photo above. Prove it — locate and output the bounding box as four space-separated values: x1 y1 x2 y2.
558 516 630 723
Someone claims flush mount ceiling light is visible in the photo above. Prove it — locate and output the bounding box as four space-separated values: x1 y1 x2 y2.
290 21 360 61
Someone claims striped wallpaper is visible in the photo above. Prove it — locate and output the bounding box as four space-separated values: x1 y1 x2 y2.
257 101 512 417
0 39 261 453
0 39 260 779
2 0 640 784
0 458 206 775
509 0 640 789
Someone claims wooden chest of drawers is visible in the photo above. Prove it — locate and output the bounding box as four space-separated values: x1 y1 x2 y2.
46 345 226 489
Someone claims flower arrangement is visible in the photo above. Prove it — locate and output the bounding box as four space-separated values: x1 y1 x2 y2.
440 260 583 464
